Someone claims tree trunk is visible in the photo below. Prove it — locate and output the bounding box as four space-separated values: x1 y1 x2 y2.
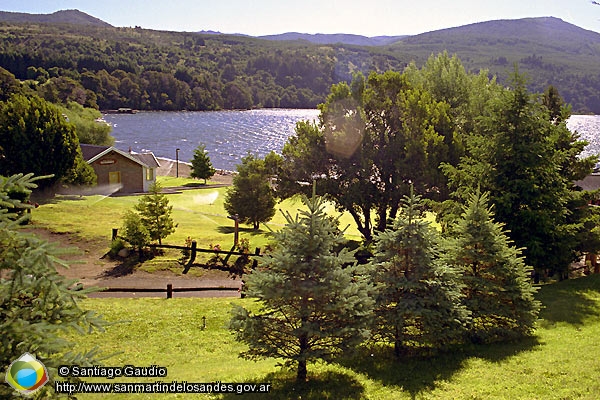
394 326 402 358
347 207 372 242
394 339 402 358
376 207 386 232
297 359 307 383
297 332 308 382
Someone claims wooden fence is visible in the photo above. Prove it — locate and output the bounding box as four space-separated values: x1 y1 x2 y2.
111 228 262 274
101 284 240 298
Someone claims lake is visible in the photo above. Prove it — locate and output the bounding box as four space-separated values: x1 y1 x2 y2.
103 109 320 171
104 110 600 171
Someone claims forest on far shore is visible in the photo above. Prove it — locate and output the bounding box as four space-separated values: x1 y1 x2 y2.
2 16 600 113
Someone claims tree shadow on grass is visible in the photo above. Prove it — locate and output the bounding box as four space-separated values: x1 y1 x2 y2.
339 337 540 399
99 257 140 278
221 370 365 400
34 194 87 205
182 182 206 188
536 275 600 326
216 225 268 237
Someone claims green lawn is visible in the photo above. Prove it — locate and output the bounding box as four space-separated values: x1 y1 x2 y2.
62 274 600 399
31 187 364 253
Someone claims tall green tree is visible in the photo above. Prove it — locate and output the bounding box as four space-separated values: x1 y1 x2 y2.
279 62 473 241
134 182 176 245
224 153 275 230
0 94 80 190
444 190 541 343
370 188 468 356
229 191 374 382
445 71 596 279
0 173 108 398
190 143 216 184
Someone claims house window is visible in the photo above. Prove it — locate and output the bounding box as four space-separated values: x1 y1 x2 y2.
146 168 154 181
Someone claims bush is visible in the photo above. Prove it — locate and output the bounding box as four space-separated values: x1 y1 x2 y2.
109 237 127 258
121 210 150 259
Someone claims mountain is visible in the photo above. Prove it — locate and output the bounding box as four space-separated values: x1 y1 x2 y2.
394 17 600 58
1 12 600 112
0 10 112 27
389 17 600 112
259 33 407 46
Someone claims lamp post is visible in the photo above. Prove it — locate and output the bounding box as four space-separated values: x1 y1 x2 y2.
176 148 180 178
227 214 240 247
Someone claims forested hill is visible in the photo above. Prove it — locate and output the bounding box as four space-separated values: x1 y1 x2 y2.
1 11 600 113
390 17 600 113
0 19 407 111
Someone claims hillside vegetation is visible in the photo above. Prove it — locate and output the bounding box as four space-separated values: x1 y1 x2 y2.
1 11 600 112
0 20 406 111
390 17 600 113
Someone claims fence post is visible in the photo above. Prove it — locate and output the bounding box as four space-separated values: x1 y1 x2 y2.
251 247 260 270
112 228 118 241
167 283 173 299
183 240 197 274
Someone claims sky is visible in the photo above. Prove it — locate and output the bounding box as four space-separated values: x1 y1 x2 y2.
0 0 599 37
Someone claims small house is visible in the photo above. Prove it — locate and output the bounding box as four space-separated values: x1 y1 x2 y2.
81 144 160 193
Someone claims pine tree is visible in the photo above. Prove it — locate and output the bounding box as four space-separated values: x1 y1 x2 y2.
444 190 541 343
371 188 468 357
190 143 216 184
134 182 176 245
229 190 374 382
0 173 108 398
446 71 596 280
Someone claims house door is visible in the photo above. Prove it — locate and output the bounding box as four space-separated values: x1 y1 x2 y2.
108 171 121 185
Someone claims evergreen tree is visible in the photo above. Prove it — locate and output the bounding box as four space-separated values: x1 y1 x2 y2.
445 71 596 280
190 143 216 184
229 190 374 382
134 182 176 245
62 147 97 187
121 210 150 258
224 153 276 230
444 190 541 343
0 94 80 190
370 188 468 357
0 173 108 398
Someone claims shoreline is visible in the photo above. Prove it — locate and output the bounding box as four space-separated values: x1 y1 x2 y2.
155 157 234 185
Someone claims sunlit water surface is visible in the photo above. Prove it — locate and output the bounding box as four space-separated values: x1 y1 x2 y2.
104 111 600 171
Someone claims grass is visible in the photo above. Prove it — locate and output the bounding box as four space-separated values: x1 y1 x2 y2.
63 274 600 399
31 186 365 254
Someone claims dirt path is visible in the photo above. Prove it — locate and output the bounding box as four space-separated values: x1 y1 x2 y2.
24 227 242 298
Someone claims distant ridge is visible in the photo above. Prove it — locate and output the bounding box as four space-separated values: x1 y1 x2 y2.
0 9 112 27
2 11 600 111
258 32 408 46
398 17 600 47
